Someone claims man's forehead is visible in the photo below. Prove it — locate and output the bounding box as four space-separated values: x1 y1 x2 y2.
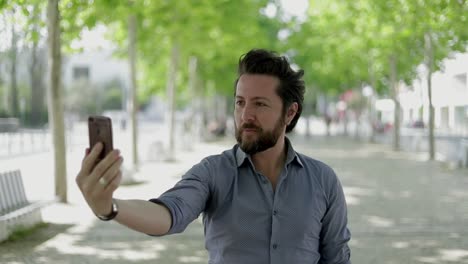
235 74 280 98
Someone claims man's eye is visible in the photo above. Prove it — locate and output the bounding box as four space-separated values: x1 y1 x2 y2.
235 101 244 106
256 102 267 107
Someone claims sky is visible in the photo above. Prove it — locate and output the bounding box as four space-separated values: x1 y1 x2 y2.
280 0 309 20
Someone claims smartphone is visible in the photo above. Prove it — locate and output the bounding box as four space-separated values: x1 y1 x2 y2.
88 115 114 161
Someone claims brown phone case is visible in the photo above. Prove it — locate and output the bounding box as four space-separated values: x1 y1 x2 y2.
88 115 114 161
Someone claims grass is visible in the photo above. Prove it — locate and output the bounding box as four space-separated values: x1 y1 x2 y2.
1 222 49 244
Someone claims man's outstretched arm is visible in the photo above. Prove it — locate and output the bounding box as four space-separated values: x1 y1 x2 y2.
113 199 172 235
76 143 172 236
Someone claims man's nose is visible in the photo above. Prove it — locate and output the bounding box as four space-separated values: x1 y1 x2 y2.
241 105 256 122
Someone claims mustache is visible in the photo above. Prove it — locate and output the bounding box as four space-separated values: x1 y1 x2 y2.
241 124 261 130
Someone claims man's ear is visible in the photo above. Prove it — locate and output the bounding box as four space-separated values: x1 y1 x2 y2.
286 102 299 125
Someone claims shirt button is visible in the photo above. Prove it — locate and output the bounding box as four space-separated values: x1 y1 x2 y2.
273 210 278 215
272 244 278 249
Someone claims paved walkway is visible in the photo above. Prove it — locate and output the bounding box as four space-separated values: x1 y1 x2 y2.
1 133 468 263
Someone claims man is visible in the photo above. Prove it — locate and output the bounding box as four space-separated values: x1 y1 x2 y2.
76 49 351 264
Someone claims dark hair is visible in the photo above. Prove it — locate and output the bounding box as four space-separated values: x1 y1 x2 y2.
235 49 305 133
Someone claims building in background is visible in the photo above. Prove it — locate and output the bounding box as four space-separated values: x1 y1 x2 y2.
400 52 468 135
63 50 130 88
62 50 131 121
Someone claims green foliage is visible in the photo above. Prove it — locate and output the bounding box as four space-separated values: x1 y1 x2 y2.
21 108 48 127
79 0 281 101
1 222 49 244
2 0 467 112
101 79 124 110
0 0 6 9
285 0 468 100
0 109 11 118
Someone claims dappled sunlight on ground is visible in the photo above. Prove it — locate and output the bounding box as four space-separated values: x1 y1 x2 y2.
343 186 374 206
37 220 164 261
365 215 395 228
391 241 410 249
416 249 468 263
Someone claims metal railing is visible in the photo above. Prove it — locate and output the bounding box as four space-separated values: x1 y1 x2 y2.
0 129 51 158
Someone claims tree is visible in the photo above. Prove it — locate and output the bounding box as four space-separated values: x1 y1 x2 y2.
6 7 19 117
25 2 47 127
47 0 67 203
97 0 279 157
411 0 468 160
127 11 139 169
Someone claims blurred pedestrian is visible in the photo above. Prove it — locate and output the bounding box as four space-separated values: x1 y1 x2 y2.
76 49 351 264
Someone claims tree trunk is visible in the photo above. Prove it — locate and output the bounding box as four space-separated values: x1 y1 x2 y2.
128 14 139 170
30 40 45 127
187 56 198 148
368 57 377 143
30 5 45 127
30 40 39 124
354 111 361 140
425 32 435 160
47 0 67 203
305 111 311 137
343 112 348 136
390 54 400 151
304 87 315 137
166 44 179 161
0 14 6 112
9 17 19 117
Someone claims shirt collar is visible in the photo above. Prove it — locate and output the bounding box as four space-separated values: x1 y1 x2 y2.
235 137 304 168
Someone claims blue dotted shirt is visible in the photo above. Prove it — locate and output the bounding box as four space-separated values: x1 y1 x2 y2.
151 138 351 264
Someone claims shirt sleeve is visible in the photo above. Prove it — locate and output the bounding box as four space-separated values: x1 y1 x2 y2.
318 166 351 264
149 159 212 235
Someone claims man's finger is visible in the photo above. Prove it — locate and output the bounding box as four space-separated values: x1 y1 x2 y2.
104 170 122 194
99 157 123 189
80 148 91 167
89 150 121 186
82 142 103 175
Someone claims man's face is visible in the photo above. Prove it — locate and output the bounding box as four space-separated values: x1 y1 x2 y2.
234 74 287 155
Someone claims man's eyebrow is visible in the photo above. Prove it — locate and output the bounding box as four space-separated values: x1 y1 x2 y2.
252 97 271 103
235 96 271 102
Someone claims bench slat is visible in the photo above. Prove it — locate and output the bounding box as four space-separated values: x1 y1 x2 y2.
6 172 18 210
0 173 13 212
0 170 29 212
0 173 8 212
9 171 28 206
15 171 28 203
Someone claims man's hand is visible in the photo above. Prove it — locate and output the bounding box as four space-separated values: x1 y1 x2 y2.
76 142 123 216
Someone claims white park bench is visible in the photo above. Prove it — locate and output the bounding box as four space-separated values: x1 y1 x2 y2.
0 170 57 242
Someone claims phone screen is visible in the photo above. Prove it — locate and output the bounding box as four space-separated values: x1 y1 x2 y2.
88 116 114 161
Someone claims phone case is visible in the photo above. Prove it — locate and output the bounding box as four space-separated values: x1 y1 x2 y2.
88 116 114 160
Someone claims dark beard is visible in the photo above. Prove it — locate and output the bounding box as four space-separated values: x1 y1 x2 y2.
235 116 285 155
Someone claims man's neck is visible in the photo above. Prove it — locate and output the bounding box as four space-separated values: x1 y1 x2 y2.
251 135 287 182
